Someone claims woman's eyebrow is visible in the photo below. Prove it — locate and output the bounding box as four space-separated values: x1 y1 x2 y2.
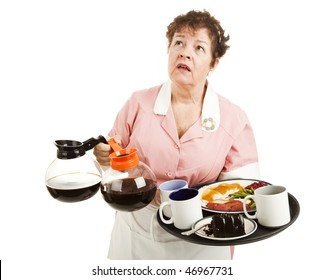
173 34 209 46
197 39 208 46
174 34 185 39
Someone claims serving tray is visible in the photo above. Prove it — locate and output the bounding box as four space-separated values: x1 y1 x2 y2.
157 192 300 246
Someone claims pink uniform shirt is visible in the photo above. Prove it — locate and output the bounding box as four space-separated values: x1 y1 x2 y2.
108 80 260 187
107 81 260 260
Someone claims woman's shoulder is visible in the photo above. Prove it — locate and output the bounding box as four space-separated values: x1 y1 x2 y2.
217 94 250 136
218 94 247 119
131 84 163 102
123 84 163 113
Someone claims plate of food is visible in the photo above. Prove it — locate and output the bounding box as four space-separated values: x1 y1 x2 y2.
192 213 258 241
199 179 270 213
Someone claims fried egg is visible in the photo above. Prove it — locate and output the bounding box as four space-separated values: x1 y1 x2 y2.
201 183 243 201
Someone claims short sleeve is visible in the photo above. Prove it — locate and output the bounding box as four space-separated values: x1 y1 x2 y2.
218 122 260 180
108 97 136 148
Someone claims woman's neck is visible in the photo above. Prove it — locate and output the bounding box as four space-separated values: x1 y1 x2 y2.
171 82 207 105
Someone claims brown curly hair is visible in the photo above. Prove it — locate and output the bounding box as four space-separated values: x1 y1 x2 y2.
166 10 230 67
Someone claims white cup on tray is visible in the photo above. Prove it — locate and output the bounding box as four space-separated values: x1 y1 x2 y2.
159 179 188 218
243 185 291 228
159 188 203 230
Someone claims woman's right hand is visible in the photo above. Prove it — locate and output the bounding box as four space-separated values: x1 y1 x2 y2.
93 142 111 167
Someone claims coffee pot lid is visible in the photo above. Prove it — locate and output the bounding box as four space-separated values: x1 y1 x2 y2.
108 138 139 170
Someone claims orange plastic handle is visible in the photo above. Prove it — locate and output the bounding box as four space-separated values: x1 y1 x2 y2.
108 138 122 152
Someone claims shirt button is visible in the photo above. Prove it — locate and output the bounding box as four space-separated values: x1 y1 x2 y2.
174 143 179 149
167 171 172 177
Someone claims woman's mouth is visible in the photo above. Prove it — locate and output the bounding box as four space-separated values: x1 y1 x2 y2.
177 63 191 72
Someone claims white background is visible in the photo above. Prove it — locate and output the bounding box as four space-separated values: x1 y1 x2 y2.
1 0 323 279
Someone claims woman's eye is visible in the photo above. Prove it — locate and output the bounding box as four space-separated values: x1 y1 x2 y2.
174 41 183 47
197 45 205 52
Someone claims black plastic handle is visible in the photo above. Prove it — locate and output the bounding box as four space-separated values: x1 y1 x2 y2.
55 135 108 159
82 135 108 152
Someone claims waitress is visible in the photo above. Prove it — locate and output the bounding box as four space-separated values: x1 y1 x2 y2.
94 10 260 259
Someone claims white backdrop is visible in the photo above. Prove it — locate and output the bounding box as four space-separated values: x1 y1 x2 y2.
1 0 323 279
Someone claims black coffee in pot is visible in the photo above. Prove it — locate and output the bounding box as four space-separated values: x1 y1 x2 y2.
46 172 101 202
101 178 157 211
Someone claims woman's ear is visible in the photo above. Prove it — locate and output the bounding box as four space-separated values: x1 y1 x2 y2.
212 58 219 70
208 58 219 77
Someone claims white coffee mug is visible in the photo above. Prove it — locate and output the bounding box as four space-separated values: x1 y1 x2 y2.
159 179 188 218
159 188 203 230
243 185 291 228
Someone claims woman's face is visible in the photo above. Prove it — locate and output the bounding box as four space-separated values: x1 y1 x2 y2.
168 27 215 89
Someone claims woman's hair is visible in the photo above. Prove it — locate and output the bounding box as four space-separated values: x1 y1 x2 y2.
166 10 230 66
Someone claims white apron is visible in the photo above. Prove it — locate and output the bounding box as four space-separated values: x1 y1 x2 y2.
108 204 231 260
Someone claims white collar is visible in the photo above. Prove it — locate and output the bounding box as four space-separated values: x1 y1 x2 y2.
153 80 220 132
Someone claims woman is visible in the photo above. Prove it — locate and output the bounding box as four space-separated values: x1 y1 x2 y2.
94 10 260 259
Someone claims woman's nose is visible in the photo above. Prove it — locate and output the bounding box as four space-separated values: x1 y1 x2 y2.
179 46 191 60
180 53 191 60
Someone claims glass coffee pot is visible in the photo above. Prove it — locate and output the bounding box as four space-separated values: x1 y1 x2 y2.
100 138 157 211
45 136 107 203
45 135 157 211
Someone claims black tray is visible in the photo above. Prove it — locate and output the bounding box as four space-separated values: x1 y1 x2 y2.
157 193 300 246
